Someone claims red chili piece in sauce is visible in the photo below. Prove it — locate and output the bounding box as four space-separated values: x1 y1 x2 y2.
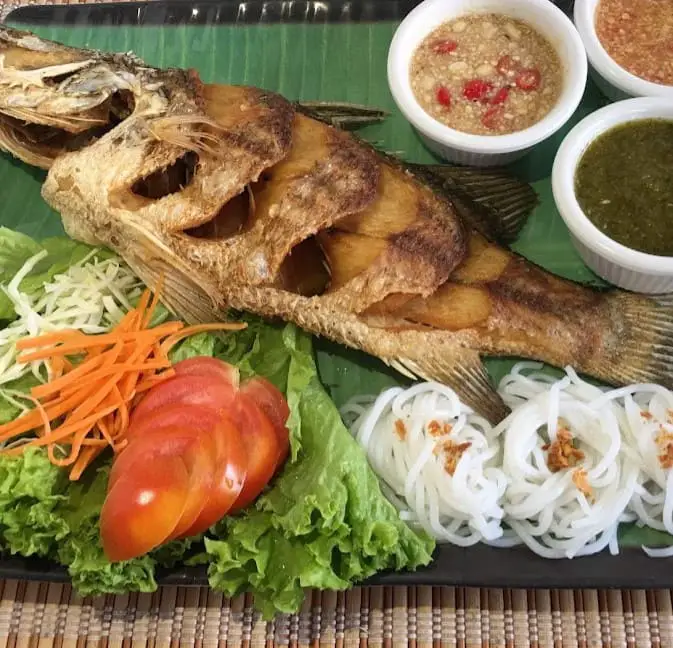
436 85 452 108
490 87 510 105
481 106 504 130
463 79 494 103
432 39 458 54
515 68 541 91
496 55 519 77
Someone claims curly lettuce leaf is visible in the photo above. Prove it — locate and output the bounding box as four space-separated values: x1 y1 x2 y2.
206 323 434 618
152 537 202 569
0 449 69 557
0 451 158 595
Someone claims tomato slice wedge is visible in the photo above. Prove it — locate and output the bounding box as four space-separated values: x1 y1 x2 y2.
120 405 248 538
228 394 280 513
179 413 248 536
101 454 192 562
108 423 218 541
125 403 225 443
110 416 217 488
130 374 237 426
239 377 291 466
172 357 240 387
116 355 292 542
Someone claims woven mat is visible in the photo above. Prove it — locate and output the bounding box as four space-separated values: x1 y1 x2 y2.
0 581 672 647
1 0 673 645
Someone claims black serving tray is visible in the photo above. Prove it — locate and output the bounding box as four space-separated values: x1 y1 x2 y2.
2 0 670 593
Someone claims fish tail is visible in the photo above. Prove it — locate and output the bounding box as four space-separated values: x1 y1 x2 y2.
588 292 673 388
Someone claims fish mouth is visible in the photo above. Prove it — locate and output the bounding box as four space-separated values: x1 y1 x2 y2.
0 89 135 169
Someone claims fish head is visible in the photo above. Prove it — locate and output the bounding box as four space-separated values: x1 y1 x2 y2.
40 76 295 320
0 27 197 169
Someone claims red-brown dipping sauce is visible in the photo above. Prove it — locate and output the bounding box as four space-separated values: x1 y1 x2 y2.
595 0 673 86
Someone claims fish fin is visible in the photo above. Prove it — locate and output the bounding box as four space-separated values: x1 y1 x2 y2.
410 164 539 244
296 101 388 129
121 225 225 325
592 292 673 389
133 256 223 324
389 351 509 424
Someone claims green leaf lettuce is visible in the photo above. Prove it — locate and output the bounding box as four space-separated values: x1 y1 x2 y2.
0 450 158 595
205 322 434 618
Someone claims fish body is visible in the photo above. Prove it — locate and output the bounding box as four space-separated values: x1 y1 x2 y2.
2 27 673 422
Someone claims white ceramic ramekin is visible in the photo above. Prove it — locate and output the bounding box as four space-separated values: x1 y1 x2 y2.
552 97 673 294
387 0 588 167
573 0 673 102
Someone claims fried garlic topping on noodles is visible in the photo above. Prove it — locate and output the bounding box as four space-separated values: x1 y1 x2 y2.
496 364 640 558
342 383 507 547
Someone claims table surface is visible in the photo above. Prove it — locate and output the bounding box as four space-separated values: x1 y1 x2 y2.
0 1 672 645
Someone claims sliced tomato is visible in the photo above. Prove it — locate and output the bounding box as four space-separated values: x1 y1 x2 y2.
172 357 240 388
130 374 237 426
101 454 192 562
179 413 248 536
228 394 280 513
108 424 218 540
125 403 226 443
118 405 248 537
110 417 217 489
239 377 291 466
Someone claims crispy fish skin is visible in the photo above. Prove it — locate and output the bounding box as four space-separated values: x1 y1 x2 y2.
3 28 673 423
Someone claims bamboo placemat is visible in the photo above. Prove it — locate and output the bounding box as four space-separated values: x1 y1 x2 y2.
0 581 673 647
1 0 673 645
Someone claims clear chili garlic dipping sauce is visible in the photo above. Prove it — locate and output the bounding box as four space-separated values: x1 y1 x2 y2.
595 0 673 86
409 13 563 136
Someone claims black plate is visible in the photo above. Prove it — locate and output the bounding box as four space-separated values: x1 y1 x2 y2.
0 544 667 590
3 0 669 593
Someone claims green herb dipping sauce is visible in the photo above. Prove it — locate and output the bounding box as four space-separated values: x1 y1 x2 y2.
574 119 673 257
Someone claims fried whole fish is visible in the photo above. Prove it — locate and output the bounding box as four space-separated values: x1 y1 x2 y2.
2 27 673 422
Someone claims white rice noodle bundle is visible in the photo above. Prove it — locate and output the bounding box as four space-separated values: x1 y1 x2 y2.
496 364 641 559
615 385 673 552
344 363 673 559
344 382 507 546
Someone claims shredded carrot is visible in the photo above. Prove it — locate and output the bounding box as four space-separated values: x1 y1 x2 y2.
17 323 185 363
0 285 246 480
15 329 83 350
70 446 104 481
